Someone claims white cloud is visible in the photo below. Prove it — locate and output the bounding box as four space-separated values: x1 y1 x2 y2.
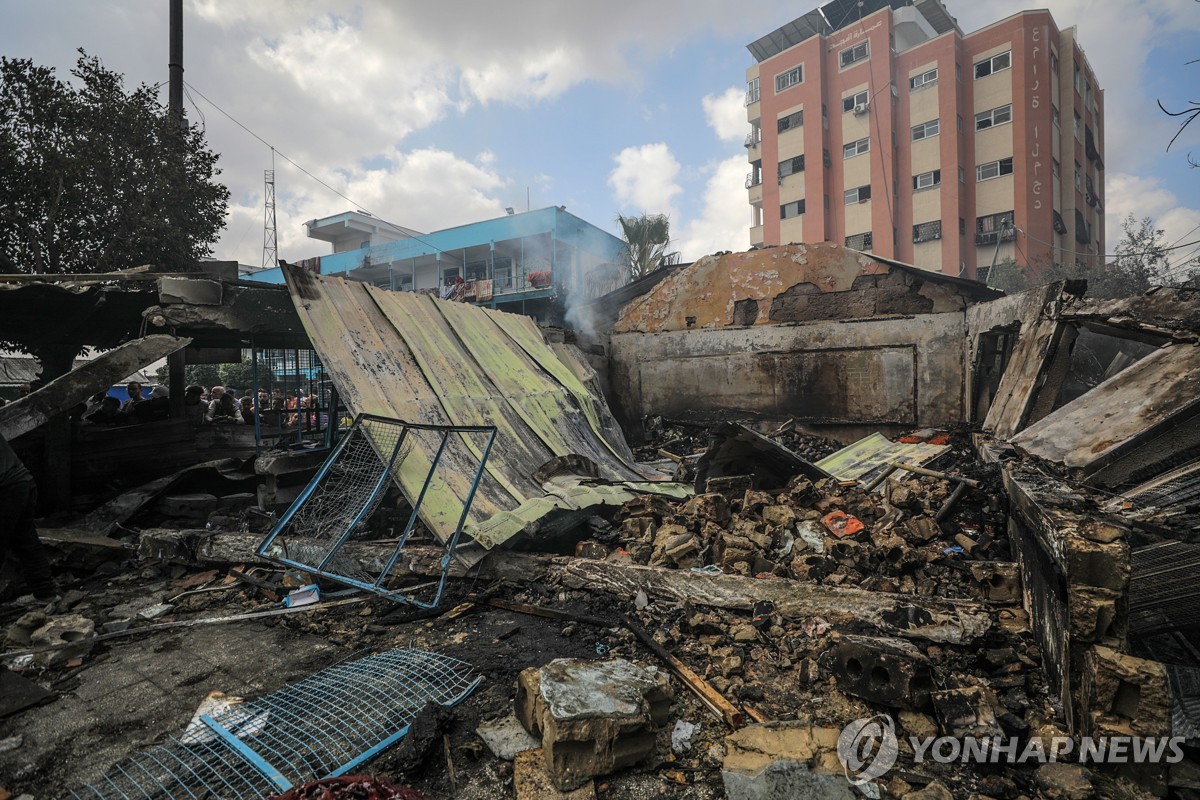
1104 172 1200 263
676 155 752 260
702 87 748 143
608 143 682 218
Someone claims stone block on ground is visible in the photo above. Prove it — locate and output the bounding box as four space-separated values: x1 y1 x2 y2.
721 722 855 800
477 711 541 760
30 613 95 666
515 657 672 791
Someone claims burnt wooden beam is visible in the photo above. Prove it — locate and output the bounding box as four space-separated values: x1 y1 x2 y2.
0 335 192 441
138 530 993 645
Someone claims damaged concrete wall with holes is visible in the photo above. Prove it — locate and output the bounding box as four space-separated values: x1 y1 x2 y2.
606 243 1000 440
969 283 1200 792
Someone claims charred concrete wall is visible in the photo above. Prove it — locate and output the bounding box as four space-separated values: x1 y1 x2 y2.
609 311 965 431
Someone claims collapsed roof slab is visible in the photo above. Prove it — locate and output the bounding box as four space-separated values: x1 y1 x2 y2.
1010 342 1200 487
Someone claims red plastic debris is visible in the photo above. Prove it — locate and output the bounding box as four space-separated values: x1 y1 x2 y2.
269 776 430 800
822 510 864 538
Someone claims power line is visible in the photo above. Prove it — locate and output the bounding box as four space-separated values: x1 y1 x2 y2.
182 79 451 258
1014 225 1200 261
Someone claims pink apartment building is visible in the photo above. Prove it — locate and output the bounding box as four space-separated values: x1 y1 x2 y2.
744 0 1104 280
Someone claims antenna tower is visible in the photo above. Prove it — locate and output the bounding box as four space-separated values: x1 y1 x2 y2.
263 150 278 269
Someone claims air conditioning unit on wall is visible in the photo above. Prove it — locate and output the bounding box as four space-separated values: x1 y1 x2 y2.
853 102 869 115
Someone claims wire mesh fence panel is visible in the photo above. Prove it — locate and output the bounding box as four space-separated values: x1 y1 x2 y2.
258 414 496 607
65 649 480 800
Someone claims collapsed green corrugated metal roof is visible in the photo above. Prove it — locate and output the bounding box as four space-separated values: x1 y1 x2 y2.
283 267 689 557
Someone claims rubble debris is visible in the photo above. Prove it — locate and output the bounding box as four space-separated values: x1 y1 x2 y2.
0 668 54 718
826 634 935 710
30 613 95 667
513 749 597 800
515 657 672 790
1034 762 1095 800
476 712 541 761
692 422 830 493
268 776 431 800
721 722 853 800
816 432 951 484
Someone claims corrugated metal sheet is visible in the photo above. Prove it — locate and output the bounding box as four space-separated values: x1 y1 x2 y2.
284 267 677 552
815 432 949 483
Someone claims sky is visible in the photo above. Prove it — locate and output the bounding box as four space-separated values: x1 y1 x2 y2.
2 0 1199 270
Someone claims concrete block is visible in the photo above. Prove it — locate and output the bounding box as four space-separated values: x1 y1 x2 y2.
931 686 1003 739
680 492 731 525
826 634 934 710
31 613 95 666
156 493 219 520
721 722 854 800
968 562 1022 603
158 276 222 306
1081 645 1171 739
515 658 672 791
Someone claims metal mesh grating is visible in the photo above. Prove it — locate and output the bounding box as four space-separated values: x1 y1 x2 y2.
67 648 481 799
258 414 496 608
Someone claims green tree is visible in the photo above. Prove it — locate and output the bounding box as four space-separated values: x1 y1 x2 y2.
987 214 1199 298
616 213 670 280
154 362 219 388
0 51 229 274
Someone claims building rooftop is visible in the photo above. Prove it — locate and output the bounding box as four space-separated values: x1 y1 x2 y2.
746 0 959 62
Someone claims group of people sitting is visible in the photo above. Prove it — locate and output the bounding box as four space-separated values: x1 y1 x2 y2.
80 382 320 429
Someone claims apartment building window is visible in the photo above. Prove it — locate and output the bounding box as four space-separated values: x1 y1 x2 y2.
957 114 963 133
910 68 938 90
777 155 805 179
840 41 869 68
844 184 872 204
845 232 873 250
777 110 804 133
1074 209 1091 244
974 51 1011 79
913 220 943 243
775 66 803 93
823 148 832 167
975 104 1012 131
913 169 941 190
1074 62 1082 94
1052 158 1061 177
745 77 760 105
842 90 869 113
746 161 762 188
1053 210 1068 235
843 137 870 159
1075 161 1083 192
959 166 965 183
959 218 966 236
780 199 806 219
1050 52 1059 74
912 119 940 141
745 122 761 148
1051 104 1060 128
975 211 1015 246
1085 80 1092 109
1074 111 1082 142
976 157 1014 181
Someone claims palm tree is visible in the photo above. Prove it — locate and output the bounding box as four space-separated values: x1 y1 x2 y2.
616 213 671 280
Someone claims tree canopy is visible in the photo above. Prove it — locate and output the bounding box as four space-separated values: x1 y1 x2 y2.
988 214 1199 298
0 51 229 274
616 213 670 281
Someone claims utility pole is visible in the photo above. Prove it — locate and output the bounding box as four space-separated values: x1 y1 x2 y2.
167 0 186 418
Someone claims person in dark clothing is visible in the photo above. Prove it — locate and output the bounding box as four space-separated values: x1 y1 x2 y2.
0 433 56 601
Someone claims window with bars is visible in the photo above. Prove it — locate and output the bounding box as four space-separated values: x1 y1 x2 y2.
844 184 871 204
778 155 805 179
842 90 869 112
913 220 942 243
775 66 803 93
975 104 1012 131
974 51 1011 79
845 232 873 250
912 119 940 141
913 169 941 190
976 157 1014 181
777 110 804 133
975 211 1014 245
843 137 870 158
1075 209 1091 244
910 68 938 90
781 199 806 219
840 41 869 68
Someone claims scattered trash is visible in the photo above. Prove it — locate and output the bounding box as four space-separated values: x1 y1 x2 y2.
821 510 863 538
136 603 173 621
283 584 321 608
670 720 697 753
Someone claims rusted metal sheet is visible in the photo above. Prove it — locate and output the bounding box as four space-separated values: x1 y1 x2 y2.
283 267 651 550
1010 342 1200 486
0 334 191 441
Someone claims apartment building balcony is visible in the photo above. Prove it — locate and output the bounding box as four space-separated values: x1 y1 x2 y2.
750 225 764 246
744 132 761 160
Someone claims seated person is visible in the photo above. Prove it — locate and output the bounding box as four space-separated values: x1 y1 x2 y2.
205 386 243 424
120 381 144 413
83 391 107 417
84 396 129 426
183 384 206 425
